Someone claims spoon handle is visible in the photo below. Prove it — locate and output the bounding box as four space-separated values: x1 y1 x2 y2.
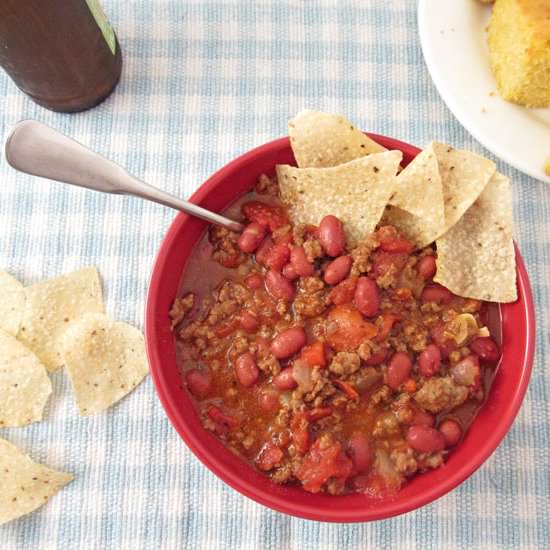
4 120 243 232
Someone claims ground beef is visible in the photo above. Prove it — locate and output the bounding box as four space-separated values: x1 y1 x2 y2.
370 385 392 405
326 477 346 495
350 234 379 276
372 411 401 438
417 452 444 471
291 367 334 405
292 224 308 246
328 352 361 377
255 173 279 196
179 320 200 340
390 446 418 476
209 225 246 268
271 460 293 483
169 293 195 328
357 339 386 363
413 376 469 413
376 263 399 289
303 239 323 263
257 353 281 376
400 320 428 353
294 276 328 318
390 394 414 424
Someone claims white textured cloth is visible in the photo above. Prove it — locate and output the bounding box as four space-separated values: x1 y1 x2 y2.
1 1 548 548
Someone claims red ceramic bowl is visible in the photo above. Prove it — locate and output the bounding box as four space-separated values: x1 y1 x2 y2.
145 134 535 522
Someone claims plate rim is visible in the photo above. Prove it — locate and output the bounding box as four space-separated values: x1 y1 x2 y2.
417 0 550 184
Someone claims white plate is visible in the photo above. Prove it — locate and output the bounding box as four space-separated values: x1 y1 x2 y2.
418 0 550 183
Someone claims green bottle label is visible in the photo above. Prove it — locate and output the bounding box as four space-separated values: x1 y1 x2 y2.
85 0 116 55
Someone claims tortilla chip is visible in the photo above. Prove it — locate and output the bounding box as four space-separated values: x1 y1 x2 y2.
430 141 496 231
277 151 402 244
382 207 440 250
61 313 148 416
0 438 73 525
289 110 386 168
0 330 52 427
0 271 25 336
434 173 517 302
385 148 446 247
17 267 104 372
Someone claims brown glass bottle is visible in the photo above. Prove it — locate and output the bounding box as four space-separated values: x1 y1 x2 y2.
0 0 122 113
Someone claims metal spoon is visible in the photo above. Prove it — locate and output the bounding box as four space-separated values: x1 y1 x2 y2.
4 120 244 232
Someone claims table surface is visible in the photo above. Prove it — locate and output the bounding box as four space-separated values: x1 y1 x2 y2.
1 1 548 549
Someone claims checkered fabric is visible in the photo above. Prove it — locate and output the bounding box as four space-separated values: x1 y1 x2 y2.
1 1 548 548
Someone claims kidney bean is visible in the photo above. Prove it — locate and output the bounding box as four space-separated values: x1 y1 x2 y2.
439 419 462 447
185 369 211 398
239 311 259 333
255 236 274 265
470 336 500 364
324 255 352 285
407 425 445 453
265 243 291 271
237 222 267 253
282 263 299 280
244 273 263 290
318 215 345 257
348 433 373 473
258 389 280 412
365 347 388 366
411 408 435 427
271 326 307 359
265 269 295 301
387 352 412 390
421 284 453 304
290 246 314 276
234 352 259 387
272 367 298 390
417 255 437 279
354 277 380 317
418 344 442 378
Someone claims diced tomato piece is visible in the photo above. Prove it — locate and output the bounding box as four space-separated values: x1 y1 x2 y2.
299 341 327 367
296 435 353 493
206 405 239 429
371 250 409 279
304 407 333 422
377 226 414 254
242 201 289 231
328 277 358 305
333 379 359 400
255 442 284 471
401 378 417 393
290 413 310 455
325 304 377 352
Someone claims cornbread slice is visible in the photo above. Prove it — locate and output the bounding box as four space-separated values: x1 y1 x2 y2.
488 0 550 107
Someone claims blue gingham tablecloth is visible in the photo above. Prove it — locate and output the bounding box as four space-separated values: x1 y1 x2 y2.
1 1 548 548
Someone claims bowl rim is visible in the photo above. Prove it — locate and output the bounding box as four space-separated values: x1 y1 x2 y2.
145 134 536 522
